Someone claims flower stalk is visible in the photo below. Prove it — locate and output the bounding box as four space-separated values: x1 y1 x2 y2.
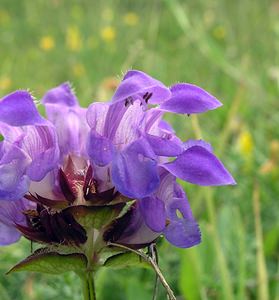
82 272 96 300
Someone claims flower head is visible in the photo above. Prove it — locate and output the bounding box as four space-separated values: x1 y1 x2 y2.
100 26 116 43
123 12 139 26
0 71 235 259
39 36 55 51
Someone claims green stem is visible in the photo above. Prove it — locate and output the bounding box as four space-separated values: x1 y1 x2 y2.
82 273 96 300
88 272 96 300
82 275 90 300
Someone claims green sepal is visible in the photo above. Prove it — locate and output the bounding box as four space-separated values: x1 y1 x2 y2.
66 204 124 230
7 251 87 275
104 251 151 269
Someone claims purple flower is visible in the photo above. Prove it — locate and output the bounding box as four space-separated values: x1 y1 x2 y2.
0 91 59 200
0 71 235 250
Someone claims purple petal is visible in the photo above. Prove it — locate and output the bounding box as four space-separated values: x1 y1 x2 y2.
164 219 201 248
183 139 212 152
139 197 166 232
0 120 59 190
156 168 175 203
160 83 222 114
0 199 31 246
22 125 60 181
164 194 201 248
103 102 127 139
112 138 160 199
112 101 144 147
144 109 163 134
42 83 89 157
114 203 160 246
166 197 194 220
0 175 29 201
112 70 171 105
146 133 183 157
88 102 137 153
87 130 114 166
44 104 89 157
0 142 30 200
158 120 175 134
0 222 22 245
0 91 46 126
173 182 187 199
86 102 109 133
0 162 23 193
42 82 78 106
164 143 236 186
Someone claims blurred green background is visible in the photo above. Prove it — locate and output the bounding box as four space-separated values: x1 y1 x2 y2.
0 0 278 299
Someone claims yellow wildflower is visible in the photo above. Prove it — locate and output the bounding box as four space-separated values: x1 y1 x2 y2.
238 130 253 157
66 26 82 51
212 25 226 40
123 12 139 26
237 128 254 173
39 36 55 51
100 26 116 42
0 76 11 90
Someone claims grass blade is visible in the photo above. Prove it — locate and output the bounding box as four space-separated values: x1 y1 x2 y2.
253 182 269 300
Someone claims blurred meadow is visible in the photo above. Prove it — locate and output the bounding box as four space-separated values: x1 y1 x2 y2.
0 0 278 299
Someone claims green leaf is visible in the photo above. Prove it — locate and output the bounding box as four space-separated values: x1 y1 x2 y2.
104 252 150 269
66 204 124 230
0 134 4 142
7 252 87 275
97 246 126 265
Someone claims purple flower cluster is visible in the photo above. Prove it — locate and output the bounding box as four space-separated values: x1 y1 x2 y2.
0 70 235 249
